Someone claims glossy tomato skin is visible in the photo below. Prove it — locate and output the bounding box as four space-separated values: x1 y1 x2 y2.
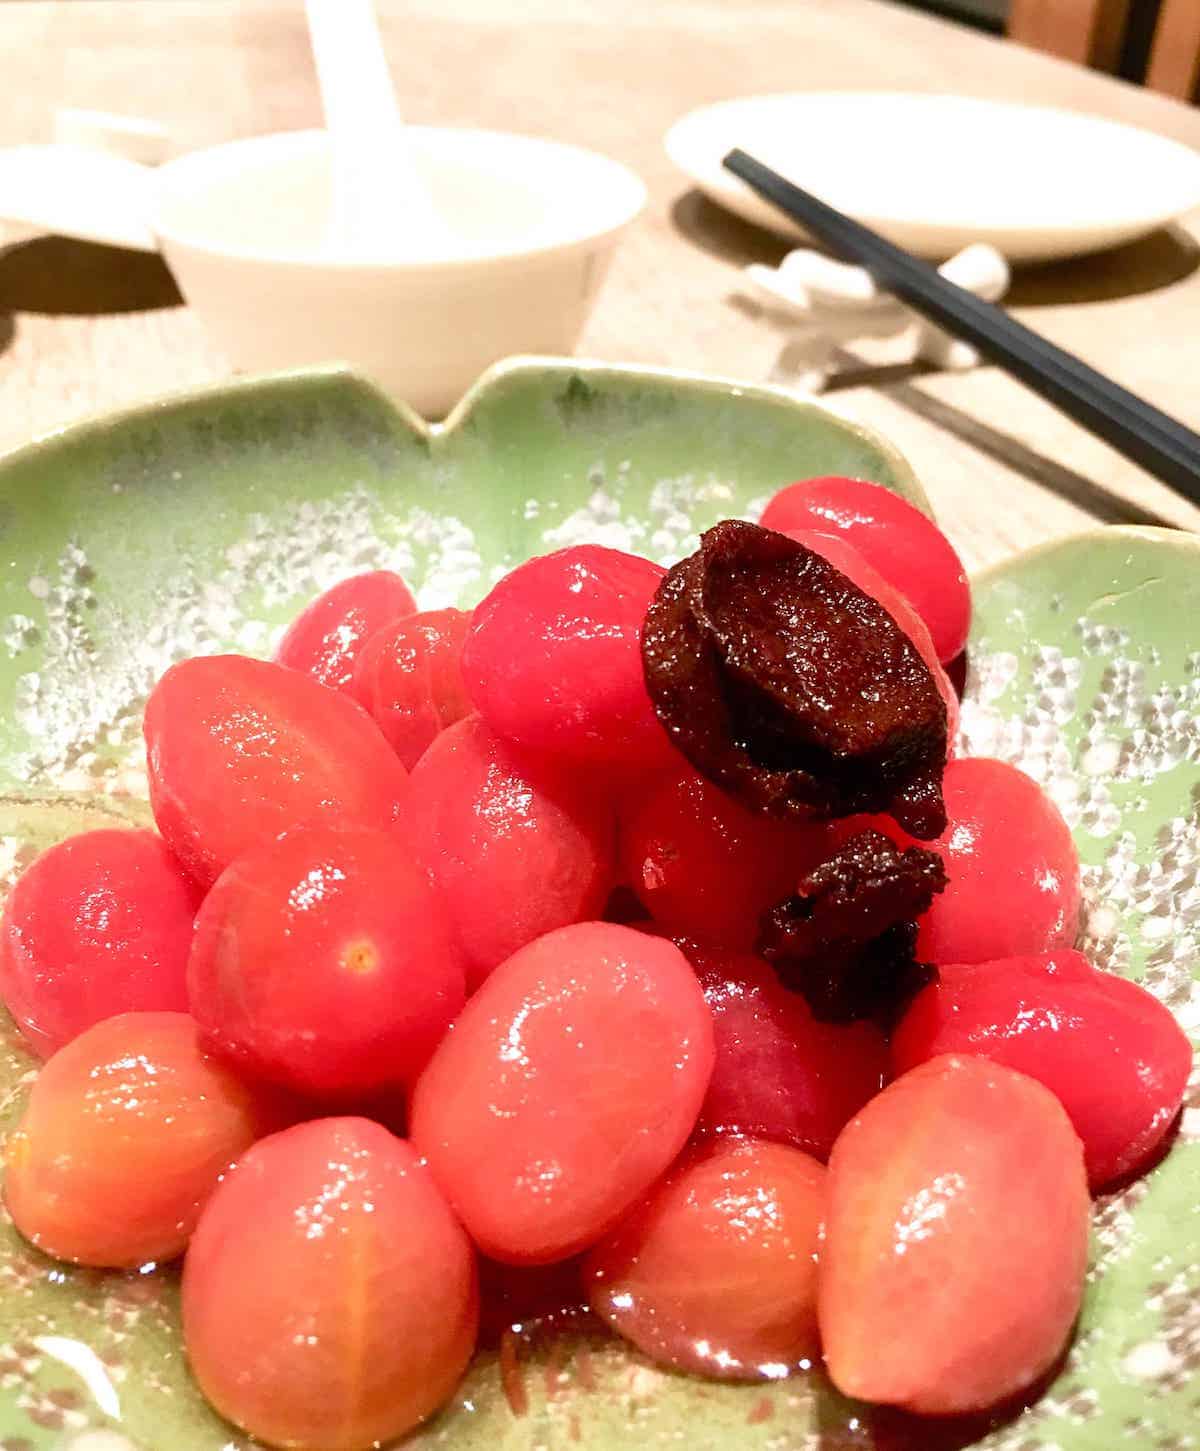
351 607 473 768
695 952 887 1160
3 1011 286 1267
762 477 970 662
618 769 829 951
834 756 1081 963
408 715 614 990
182 1117 478 1451
820 1054 1089 1415
274 570 416 693
144 654 408 888
189 824 466 1100
586 1136 825 1379
462 545 675 768
0 828 200 1058
411 922 714 1265
787 528 959 746
893 951 1191 1189
916 757 1079 963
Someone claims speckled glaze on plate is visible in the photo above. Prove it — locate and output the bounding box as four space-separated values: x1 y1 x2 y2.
0 359 1194 1451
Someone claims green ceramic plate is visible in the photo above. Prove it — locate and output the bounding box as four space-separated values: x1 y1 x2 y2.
0 358 1194 1451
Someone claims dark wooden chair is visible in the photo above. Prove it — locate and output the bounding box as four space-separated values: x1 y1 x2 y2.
1008 0 1200 102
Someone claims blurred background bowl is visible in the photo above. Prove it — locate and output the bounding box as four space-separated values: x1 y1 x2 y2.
151 130 647 418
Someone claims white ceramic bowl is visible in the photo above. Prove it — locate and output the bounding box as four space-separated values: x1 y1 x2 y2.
151 129 646 417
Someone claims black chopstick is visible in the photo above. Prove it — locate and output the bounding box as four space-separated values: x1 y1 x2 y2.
723 147 1200 509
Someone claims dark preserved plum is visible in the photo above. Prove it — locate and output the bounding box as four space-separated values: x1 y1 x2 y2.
641 522 947 838
759 829 946 1026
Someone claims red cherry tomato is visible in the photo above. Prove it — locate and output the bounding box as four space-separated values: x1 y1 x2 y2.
695 950 887 1160
411 922 714 1264
275 570 416 693
820 1055 1089 1415
462 545 674 769
893 950 1191 1188
618 769 828 951
352 607 472 768
834 757 1081 963
183 1117 477 1450
586 1136 825 1379
189 824 465 1100
408 715 613 989
3 1011 286 1267
144 654 408 888
917 757 1080 963
0 828 199 1058
762 476 969 662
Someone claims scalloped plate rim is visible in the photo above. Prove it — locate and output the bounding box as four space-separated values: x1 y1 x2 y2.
970 522 1200 582
0 355 931 516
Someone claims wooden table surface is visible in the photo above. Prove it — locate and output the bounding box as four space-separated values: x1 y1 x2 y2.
3 0 1200 571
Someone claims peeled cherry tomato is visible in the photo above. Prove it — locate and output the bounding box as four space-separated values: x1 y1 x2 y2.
0 828 199 1058
893 951 1191 1188
189 825 465 1100
586 1136 825 1379
144 654 408 888
835 756 1081 964
351 607 472 768
695 951 887 1160
182 1117 478 1451
917 757 1079 963
411 922 714 1264
274 570 416 693
762 477 970 662
820 1054 1089 1415
462 544 674 768
409 715 613 989
618 769 828 950
3 1012 284 1267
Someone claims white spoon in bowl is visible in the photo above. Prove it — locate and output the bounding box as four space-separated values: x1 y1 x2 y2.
305 0 451 257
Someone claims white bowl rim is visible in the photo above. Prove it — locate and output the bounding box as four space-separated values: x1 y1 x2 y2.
151 126 648 270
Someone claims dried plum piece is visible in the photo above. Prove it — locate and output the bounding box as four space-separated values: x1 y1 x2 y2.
641 520 947 838
758 828 947 1026
771 923 937 1029
759 828 947 959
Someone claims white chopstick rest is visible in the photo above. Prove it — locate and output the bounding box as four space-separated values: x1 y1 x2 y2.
744 241 1010 389
922 244 1011 368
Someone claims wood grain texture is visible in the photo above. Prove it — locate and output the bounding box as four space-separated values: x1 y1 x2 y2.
1146 0 1200 101
2 0 1200 573
1007 0 1133 70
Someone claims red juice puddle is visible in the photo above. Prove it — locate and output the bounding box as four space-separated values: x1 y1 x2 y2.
574 1343 598 1392
543 1338 568 1398
499 1329 528 1417
481 1255 611 1416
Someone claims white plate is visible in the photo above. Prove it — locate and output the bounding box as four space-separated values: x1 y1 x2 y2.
665 92 1200 262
